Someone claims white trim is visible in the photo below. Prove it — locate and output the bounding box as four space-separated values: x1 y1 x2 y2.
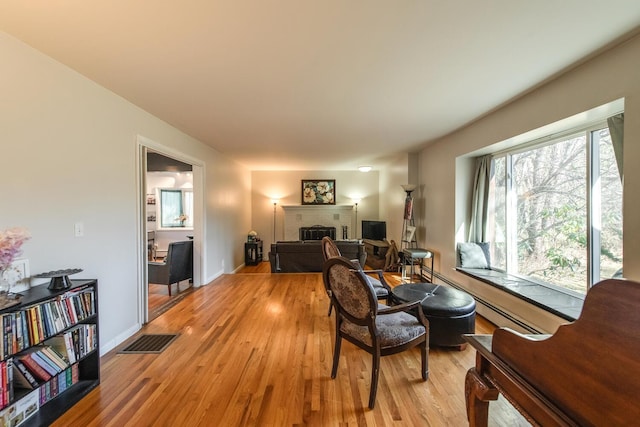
136 135 206 325
100 323 141 355
135 143 148 326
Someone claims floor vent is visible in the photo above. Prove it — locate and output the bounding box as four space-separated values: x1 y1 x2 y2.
118 334 179 354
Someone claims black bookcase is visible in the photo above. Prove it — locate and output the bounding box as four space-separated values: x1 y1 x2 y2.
0 280 99 426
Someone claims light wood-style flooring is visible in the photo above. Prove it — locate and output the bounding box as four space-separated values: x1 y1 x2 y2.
54 262 528 426
148 282 194 320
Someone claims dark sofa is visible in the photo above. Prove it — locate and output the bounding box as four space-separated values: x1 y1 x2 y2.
269 240 366 273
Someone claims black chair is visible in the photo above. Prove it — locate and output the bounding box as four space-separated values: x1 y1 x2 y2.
148 240 193 296
323 256 429 409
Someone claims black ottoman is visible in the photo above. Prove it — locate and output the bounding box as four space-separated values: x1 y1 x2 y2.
392 283 476 349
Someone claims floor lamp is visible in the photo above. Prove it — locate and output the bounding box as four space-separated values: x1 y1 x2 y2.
272 199 278 242
353 198 360 239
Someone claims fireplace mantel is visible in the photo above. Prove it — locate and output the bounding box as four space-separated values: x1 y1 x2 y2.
281 205 355 240
282 204 354 210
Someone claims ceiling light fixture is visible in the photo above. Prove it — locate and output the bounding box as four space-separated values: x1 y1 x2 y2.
358 166 372 172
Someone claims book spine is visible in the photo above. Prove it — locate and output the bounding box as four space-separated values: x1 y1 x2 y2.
64 332 77 364
6 358 13 406
10 313 17 355
65 366 72 387
64 296 78 324
29 308 39 344
19 355 51 382
40 346 69 371
14 359 39 388
0 360 5 408
71 363 79 385
50 375 59 399
2 314 10 360
21 310 30 349
43 303 55 336
15 311 23 352
30 351 61 376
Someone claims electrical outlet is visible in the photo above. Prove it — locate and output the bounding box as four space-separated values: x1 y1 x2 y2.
74 222 84 237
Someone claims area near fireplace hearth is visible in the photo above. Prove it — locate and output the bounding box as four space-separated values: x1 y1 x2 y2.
282 205 354 241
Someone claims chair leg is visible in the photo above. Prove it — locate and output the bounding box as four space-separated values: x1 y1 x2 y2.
421 340 429 381
331 335 342 379
168 283 172 297
369 349 381 409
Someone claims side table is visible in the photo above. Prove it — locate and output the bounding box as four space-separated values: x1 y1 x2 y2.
245 241 263 265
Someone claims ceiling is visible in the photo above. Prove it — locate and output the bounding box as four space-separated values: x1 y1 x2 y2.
2 1 640 171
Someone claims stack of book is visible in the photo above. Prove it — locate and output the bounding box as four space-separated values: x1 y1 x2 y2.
0 286 96 359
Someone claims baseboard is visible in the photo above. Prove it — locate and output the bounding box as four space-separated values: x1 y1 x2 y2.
101 323 141 355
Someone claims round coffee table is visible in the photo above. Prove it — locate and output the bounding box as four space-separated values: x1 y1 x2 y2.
392 283 476 349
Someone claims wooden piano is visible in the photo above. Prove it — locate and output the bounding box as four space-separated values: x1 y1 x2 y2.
464 279 640 426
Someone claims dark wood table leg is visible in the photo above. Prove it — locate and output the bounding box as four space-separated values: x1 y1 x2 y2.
465 367 499 427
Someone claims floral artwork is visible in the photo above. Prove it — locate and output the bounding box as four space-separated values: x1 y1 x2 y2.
0 227 30 271
301 180 336 205
0 227 30 295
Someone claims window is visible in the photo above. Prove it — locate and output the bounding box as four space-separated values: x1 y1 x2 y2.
486 124 622 294
159 189 193 229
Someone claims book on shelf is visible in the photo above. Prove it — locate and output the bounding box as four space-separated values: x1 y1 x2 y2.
20 312 30 350
0 286 97 363
27 350 61 377
17 353 51 383
27 307 39 346
45 335 76 365
12 360 39 389
38 346 69 372
5 359 14 407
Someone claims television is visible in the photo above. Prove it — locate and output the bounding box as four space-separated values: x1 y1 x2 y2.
361 220 386 241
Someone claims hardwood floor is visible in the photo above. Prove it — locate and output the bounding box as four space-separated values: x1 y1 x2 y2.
148 282 194 320
54 262 528 426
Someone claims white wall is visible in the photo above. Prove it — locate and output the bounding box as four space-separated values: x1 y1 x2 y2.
417 33 640 333
0 32 251 353
378 153 410 246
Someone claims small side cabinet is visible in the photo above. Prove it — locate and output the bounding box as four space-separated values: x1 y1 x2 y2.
245 241 263 266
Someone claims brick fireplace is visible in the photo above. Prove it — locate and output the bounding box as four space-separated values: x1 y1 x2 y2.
282 205 354 241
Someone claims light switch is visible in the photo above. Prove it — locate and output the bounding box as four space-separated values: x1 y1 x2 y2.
74 222 84 237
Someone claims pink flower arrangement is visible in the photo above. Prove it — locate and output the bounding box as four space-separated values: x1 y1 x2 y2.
0 227 31 271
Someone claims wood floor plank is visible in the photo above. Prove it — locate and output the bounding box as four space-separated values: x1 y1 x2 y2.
53 263 528 426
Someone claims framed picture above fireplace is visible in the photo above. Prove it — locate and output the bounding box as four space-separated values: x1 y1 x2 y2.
301 179 336 205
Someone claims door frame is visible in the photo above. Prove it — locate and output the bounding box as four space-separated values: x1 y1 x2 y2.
136 135 206 324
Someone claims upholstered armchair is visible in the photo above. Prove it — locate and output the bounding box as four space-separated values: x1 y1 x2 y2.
321 236 392 315
322 256 429 409
148 240 193 296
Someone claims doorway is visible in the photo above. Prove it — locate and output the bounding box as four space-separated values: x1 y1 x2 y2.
137 138 205 324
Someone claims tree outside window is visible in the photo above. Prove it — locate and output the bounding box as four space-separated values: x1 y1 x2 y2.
159 189 193 228
487 126 622 293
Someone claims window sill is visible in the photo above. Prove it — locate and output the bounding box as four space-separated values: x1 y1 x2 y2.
455 268 584 321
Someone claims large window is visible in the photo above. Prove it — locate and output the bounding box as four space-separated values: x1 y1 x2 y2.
486 124 622 294
159 188 194 229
